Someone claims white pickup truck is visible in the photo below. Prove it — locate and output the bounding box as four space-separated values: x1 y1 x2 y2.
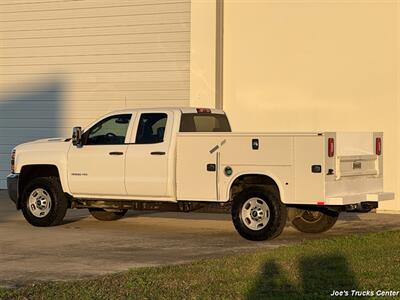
7 107 394 241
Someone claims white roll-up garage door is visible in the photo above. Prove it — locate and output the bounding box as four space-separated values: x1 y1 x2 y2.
0 0 191 188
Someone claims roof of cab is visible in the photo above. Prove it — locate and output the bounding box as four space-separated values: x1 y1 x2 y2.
105 107 225 115
82 107 227 132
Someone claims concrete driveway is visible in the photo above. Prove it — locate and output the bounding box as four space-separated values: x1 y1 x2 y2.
1 190 399 288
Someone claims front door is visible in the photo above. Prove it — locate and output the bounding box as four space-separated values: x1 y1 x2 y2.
125 112 171 198
67 113 133 196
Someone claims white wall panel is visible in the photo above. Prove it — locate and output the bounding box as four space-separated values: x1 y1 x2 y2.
0 0 191 188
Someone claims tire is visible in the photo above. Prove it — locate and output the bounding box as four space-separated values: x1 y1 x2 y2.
89 208 127 221
21 177 68 227
290 208 339 233
231 186 287 241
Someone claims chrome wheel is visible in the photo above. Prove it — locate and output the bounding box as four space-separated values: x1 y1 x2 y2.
28 188 52 218
240 197 270 231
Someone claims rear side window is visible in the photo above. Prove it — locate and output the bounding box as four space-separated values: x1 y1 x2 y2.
180 113 231 132
135 113 167 144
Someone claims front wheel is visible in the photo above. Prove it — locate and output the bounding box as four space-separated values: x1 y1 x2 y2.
231 187 287 241
89 208 127 221
289 208 339 233
21 177 68 227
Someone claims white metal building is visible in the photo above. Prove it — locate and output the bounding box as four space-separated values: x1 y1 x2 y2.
0 0 191 188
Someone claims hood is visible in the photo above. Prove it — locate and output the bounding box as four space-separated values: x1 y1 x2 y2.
25 137 70 144
36 137 70 143
14 137 70 150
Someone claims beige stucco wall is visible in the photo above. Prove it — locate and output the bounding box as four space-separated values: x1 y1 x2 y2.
190 0 400 211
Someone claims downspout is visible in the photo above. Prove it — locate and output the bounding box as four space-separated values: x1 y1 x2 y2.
215 0 224 109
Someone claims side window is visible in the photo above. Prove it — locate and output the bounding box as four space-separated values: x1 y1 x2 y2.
135 113 167 144
85 114 131 145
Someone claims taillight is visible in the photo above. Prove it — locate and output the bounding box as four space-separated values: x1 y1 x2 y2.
11 150 16 173
376 137 382 156
328 138 334 157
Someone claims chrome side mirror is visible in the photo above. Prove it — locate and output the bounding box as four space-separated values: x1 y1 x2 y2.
72 126 83 147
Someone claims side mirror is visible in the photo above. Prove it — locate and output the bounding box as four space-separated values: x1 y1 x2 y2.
72 126 83 147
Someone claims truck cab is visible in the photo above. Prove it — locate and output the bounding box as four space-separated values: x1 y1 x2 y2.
67 107 230 200
7 107 394 241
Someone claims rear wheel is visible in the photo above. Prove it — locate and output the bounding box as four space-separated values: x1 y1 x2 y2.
89 208 127 221
232 187 287 241
289 208 339 233
21 177 68 227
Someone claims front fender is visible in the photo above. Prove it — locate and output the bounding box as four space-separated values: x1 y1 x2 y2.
14 143 71 194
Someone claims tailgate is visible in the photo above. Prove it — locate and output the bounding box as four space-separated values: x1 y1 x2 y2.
335 154 378 179
325 132 393 205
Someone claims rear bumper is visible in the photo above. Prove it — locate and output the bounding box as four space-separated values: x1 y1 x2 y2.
6 173 19 206
326 192 395 206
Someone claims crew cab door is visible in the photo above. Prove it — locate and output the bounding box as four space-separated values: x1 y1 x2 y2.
67 113 134 196
125 111 172 198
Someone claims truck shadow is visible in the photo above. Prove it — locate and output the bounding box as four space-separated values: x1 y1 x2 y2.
62 211 91 225
0 77 64 190
61 209 161 225
247 254 358 299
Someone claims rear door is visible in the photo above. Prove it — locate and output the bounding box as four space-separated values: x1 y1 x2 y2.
125 111 172 198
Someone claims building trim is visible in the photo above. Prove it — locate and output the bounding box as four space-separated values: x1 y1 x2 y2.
215 0 224 109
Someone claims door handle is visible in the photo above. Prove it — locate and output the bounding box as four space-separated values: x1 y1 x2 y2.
109 152 124 156
151 151 166 155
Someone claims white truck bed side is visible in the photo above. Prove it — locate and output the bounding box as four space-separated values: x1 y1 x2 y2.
176 132 394 205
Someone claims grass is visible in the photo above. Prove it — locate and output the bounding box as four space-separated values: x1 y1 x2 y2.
1 231 400 300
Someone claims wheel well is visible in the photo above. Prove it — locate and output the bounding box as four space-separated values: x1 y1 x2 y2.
18 165 60 208
229 174 281 201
